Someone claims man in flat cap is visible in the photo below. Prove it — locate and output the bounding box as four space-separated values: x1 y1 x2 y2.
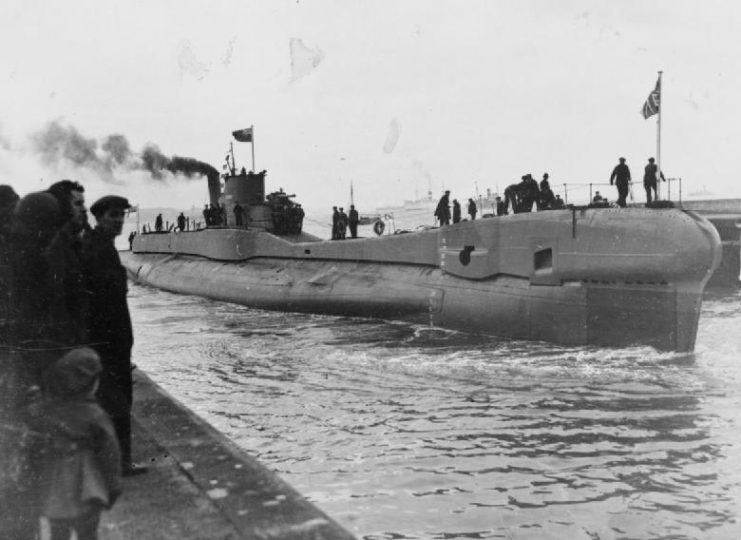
643 157 666 205
610 157 632 208
87 196 146 476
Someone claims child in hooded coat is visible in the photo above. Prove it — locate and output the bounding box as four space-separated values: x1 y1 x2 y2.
34 347 122 540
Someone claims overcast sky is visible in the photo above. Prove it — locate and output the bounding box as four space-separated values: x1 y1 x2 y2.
1 0 740 213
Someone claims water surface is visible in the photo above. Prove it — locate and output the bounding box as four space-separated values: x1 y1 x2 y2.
129 286 741 540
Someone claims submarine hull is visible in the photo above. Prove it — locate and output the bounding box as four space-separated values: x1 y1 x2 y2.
122 206 720 352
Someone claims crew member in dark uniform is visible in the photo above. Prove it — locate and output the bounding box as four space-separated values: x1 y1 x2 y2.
452 199 461 223
177 212 186 231
155 213 163 231
538 173 555 209
434 191 451 225
551 194 565 208
234 202 244 227
468 198 477 220
519 174 540 212
295 204 305 233
348 205 359 238
332 206 339 239
495 195 507 216
610 157 632 208
87 195 147 477
643 157 665 205
338 208 348 239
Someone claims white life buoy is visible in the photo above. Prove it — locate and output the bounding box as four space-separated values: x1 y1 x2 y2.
373 220 385 236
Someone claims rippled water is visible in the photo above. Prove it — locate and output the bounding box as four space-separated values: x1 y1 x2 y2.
128 285 741 540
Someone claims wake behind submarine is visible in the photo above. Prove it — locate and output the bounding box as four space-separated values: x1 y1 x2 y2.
121 167 722 352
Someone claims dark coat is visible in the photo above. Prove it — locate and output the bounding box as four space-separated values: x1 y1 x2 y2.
643 163 665 185
435 195 451 222
86 229 133 417
348 208 359 225
610 163 632 187
33 397 122 518
452 201 461 223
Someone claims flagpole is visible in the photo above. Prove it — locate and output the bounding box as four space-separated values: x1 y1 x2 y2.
656 71 663 199
251 124 255 172
230 142 236 175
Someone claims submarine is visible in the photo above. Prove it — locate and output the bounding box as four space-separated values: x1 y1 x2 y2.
121 167 722 352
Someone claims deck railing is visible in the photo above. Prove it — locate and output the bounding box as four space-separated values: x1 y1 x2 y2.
557 177 682 206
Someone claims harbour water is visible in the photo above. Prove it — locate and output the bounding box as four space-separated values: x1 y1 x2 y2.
128 282 741 540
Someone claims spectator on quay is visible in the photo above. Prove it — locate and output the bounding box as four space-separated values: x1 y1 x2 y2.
32 348 122 540
87 195 147 477
44 180 91 350
3 191 65 540
0 185 20 334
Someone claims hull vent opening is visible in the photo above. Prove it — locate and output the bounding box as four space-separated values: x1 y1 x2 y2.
534 248 553 273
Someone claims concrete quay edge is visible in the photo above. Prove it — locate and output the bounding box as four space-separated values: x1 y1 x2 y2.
102 369 356 540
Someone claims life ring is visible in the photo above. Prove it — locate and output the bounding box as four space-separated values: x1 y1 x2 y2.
373 220 385 236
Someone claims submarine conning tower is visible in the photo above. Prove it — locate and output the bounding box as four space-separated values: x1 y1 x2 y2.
215 169 268 228
213 169 304 234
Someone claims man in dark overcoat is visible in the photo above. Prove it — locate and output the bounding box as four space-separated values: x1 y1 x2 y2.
434 191 451 225
87 195 146 476
610 157 632 208
348 205 359 238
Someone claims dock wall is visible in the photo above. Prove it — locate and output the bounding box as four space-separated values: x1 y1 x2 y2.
103 369 356 540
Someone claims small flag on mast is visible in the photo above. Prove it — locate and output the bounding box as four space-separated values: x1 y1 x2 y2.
232 127 253 143
641 77 661 119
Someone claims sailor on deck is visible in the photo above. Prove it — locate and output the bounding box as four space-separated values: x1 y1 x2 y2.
435 191 451 226
610 157 632 208
643 157 666 205
348 205 359 238
468 198 477 220
452 199 461 224
234 202 244 227
331 206 339 239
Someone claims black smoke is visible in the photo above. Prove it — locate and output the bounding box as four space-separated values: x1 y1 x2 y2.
32 122 100 169
30 121 217 183
101 134 133 167
141 144 218 182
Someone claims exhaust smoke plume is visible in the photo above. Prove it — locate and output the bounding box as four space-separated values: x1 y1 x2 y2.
30 121 218 183
141 144 219 182
33 122 100 169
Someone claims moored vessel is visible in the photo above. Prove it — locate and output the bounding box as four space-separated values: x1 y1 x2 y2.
122 169 722 352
